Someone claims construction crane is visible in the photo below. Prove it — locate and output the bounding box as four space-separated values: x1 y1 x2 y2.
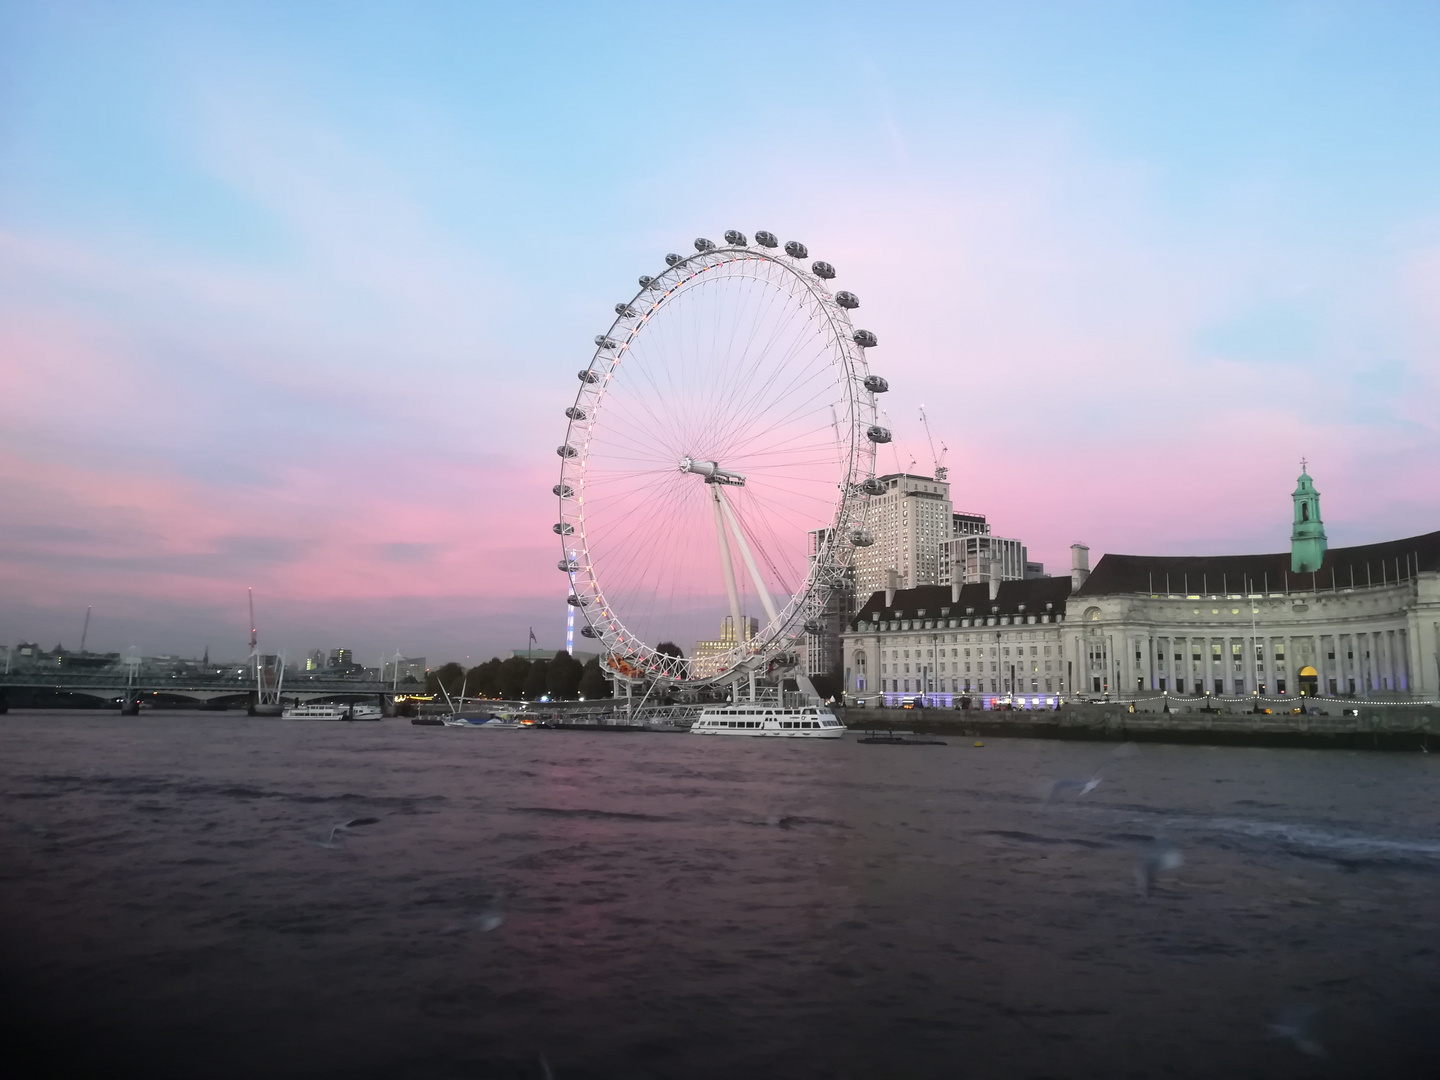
917 405 948 481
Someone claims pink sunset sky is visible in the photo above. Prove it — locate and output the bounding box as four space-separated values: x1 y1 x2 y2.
2 3 1438 665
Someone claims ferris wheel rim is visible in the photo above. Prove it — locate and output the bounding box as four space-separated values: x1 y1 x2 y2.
555 237 881 686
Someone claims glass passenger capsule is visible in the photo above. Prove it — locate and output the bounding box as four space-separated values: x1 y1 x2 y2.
853 329 878 348
565 406 586 420
553 522 575 535
578 369 600 384
834 291 859 309
863 374 889 393
723 229 748 245
784 240 808 259
557 444 578 458
811 261 835 279
866 425 892 444
553 484 574 498
754 231 778 247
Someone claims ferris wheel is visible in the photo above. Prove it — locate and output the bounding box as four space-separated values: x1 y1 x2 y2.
554 231 891 687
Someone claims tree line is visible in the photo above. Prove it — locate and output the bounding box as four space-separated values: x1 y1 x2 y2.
424 651 612 701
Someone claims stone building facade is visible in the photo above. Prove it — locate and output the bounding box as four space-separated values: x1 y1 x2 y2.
841 470 1440 706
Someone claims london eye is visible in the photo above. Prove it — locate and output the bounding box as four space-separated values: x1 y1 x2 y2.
554 231 891 689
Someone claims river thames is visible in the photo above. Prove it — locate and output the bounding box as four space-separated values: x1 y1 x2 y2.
2 712 1438 1078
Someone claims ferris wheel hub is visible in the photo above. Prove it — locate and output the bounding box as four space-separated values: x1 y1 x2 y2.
679 457 746 486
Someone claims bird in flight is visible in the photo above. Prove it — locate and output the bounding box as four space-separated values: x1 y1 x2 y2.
1043 742 1138 803
315 816 381 848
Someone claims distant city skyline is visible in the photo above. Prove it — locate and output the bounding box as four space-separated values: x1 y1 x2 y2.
3 2 1438 662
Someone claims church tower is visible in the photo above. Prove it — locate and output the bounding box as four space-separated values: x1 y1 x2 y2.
1290 461 1327 573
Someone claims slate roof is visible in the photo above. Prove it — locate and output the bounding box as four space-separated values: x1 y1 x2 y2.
852 577 1074 627
1075 529 1440 597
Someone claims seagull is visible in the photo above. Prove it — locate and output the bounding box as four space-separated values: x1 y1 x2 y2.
1043 744 1138 804
476 890 505 933
1267 1004 1325 1058
1045 776 1101 802
1135 842 1183 897
441 890 507 935
315 816 381 848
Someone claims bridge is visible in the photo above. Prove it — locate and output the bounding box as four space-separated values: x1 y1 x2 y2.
0 672 400 708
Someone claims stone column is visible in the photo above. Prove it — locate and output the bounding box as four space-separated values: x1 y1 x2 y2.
1284 634 1295 695
1395 628 1407 692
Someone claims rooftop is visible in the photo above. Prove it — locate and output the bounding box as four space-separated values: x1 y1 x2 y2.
1077 528 1440 597
852 577 1074 627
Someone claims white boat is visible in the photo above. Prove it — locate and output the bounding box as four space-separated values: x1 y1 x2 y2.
441 713 522 730
690 703 845 738
282 703 383 721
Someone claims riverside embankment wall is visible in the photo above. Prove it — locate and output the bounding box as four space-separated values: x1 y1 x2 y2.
837 702 1440 751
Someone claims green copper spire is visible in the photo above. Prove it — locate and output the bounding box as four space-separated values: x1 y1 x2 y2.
1290 459 1327 573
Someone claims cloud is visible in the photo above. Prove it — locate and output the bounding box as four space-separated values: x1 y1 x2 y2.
2 8 1437 664
379 542 444 563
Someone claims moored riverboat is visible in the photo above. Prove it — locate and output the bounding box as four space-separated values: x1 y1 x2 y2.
690 704 845 738
441 713 522 729
281 703 382 721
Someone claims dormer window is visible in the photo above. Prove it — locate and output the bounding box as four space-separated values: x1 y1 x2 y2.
916 609 926 616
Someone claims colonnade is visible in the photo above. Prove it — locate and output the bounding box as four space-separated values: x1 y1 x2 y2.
1117 626 1413 696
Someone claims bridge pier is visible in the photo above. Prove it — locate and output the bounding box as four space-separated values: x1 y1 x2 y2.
0 687 8 714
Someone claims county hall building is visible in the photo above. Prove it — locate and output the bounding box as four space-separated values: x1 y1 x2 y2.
840 467 1440 706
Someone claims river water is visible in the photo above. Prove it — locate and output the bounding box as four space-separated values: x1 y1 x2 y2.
1 711 1438 1078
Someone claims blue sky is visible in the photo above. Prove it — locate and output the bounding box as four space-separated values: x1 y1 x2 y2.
2 2 1438 663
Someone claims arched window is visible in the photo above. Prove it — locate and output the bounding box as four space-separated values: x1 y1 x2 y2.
1302 503 1310 521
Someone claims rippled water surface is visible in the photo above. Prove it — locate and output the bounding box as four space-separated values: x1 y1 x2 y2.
3 712 1439 1078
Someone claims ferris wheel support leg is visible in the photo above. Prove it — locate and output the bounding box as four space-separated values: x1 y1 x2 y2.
714 485 779 627
710 486 746 647
748 668 757 702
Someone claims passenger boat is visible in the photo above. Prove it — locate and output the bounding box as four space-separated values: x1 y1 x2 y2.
281 703 382 721
441 713 521 730
689 703 845 738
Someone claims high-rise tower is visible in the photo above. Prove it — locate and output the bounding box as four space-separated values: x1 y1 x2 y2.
852 473 953 596
1290 461 1327 573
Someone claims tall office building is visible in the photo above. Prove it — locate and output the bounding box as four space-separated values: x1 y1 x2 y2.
852 474 954 596
940 534 1029 586
803 527 856 680
691 615 759 680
